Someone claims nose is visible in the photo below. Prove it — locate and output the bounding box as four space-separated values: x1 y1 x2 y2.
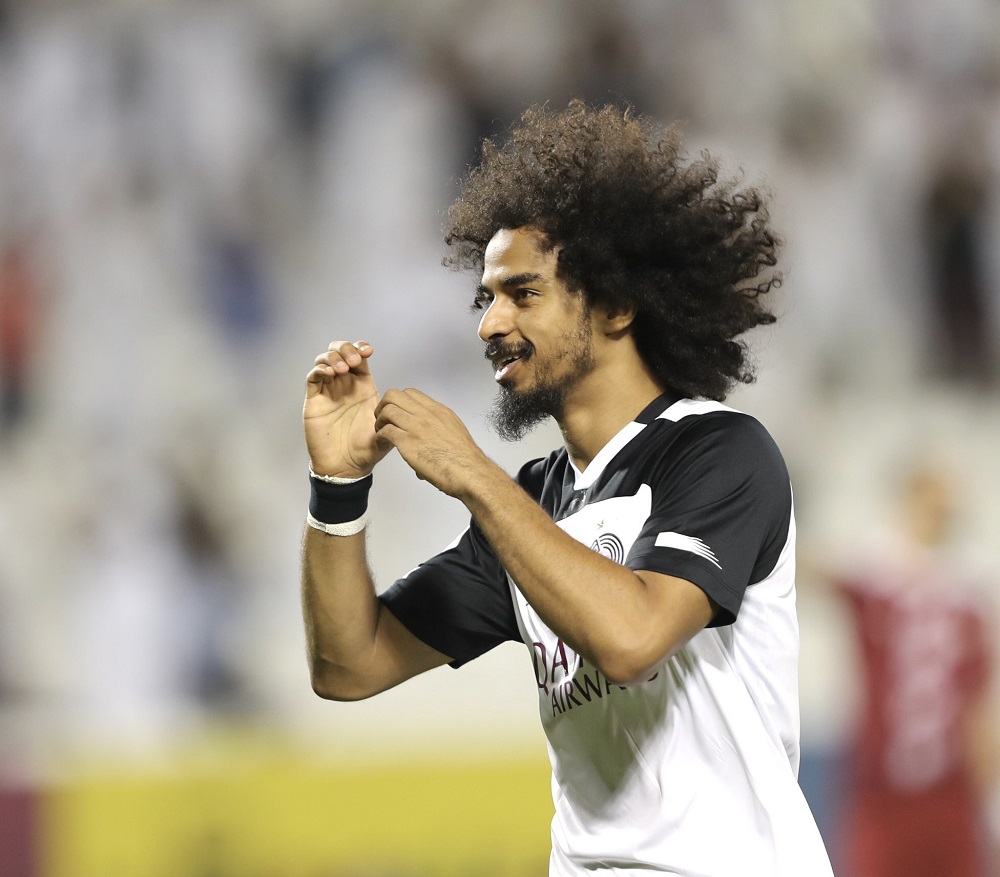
477 296 514 342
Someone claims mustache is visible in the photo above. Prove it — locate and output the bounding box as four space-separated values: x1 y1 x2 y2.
484 340 533 363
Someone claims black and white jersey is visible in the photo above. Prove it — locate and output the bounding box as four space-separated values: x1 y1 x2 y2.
381 393 833 876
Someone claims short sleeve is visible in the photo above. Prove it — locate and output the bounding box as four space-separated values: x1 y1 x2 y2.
626 413 792 626
379 520 519 668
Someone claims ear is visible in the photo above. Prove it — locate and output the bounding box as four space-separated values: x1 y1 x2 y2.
596 302 637 336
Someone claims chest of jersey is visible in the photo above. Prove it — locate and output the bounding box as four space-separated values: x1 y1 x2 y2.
512 485 660 718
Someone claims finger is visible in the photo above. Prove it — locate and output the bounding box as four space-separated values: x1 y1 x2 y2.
322 341 357 374
310 355 337 380
306 363 333 383
385 388 454 424
377 423 427 482
375 422 404 449
399 387 433 404
306 350 360 388
374 400 415 432
313 351 338 367
326 340 374 376
395 388 444 418
305 364 336 396
375 388 408 418
315 341 357 374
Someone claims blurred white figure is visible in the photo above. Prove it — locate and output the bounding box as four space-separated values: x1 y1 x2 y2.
64 458 204 753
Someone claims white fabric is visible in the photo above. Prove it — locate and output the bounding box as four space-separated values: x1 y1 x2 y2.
305 512 367 537
508 408 833 876
309 467 368 484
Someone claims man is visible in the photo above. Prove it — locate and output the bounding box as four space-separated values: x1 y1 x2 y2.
301 101 833 875
832 462 997 877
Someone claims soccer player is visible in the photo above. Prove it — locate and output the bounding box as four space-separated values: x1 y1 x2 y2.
832 462 998 877
301 101 834 876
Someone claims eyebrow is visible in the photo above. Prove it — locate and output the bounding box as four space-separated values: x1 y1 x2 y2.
476 272 544 295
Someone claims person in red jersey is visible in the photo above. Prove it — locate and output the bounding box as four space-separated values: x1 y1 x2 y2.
834 461 998 877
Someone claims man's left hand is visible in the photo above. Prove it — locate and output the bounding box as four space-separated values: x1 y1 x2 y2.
374 389 492 498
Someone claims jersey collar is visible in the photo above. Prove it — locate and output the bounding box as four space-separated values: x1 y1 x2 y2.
634 389 685 424
570 390 685 490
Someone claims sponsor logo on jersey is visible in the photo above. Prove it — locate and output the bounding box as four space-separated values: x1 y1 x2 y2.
590 533 625 564
532 636 659 717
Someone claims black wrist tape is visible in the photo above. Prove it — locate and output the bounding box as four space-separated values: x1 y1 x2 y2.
309 474 373 524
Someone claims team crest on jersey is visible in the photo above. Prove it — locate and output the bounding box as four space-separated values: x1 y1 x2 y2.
590 533 625 564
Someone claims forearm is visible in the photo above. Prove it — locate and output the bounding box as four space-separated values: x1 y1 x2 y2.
966 694 1000 796
370 387 711 683
300 526 383 700
300 342 453 700
458 464 694 684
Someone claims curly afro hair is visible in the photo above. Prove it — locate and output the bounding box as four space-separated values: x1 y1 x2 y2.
445 100 782 401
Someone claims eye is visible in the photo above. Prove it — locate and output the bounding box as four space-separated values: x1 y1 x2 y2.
513 288 537 302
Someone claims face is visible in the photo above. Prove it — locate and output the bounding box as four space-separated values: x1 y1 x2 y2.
902 466 957 548
476 227 596 440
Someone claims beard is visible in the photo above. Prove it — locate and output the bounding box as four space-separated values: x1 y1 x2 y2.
488 381 567 442
486 319 595 442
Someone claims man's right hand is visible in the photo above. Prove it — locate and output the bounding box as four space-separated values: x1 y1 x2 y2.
304 340 390 479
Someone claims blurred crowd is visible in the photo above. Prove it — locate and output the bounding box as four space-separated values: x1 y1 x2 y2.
0 0 998 867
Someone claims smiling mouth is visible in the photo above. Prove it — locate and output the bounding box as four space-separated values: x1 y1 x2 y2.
494 353 522 381
488 345 532 382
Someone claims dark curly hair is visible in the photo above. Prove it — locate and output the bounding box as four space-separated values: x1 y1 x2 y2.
445 100 782 401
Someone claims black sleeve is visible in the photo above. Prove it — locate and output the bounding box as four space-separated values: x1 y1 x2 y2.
379 456 551 666
378 519 520 668
626 413 792 627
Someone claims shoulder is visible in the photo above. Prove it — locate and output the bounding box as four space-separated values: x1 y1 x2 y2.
661 398 783 449
648 399 789 486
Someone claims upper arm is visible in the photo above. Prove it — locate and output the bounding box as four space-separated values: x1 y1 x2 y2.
596 569 715 685
634 568 716 645
312 604 449 701
315 606 452 701
627 414 792 627
378 522 520 668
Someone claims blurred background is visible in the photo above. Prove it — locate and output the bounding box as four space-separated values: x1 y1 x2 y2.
0 0 998 874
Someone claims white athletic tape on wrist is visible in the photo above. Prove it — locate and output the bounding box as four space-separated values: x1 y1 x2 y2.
309 467 369 485
306 511 368 536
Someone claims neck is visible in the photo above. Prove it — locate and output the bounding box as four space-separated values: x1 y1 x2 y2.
556 358 665 471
